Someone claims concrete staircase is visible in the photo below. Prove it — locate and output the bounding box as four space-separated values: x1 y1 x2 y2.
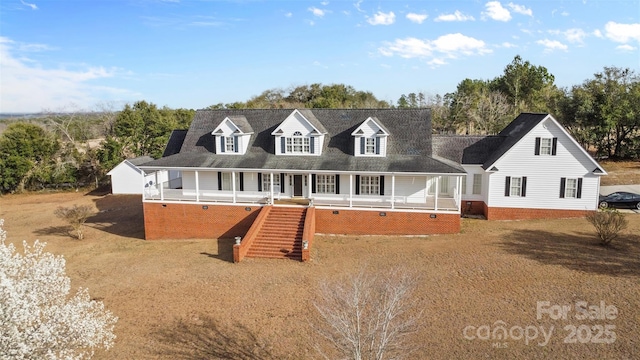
246 207 306 260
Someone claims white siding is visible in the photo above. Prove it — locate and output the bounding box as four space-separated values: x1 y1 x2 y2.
352 120 388 157
108 161 146 194
487 118 600 210
461 165 486 202
273 111 324 156
394 176 427 203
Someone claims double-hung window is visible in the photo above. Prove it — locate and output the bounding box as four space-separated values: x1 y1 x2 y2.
540 138 552 155
220 173 241 191
316 175 335 194
560 177 582 199
360 176 380 195
510 177 523 197
472 174 482 195
262 173 281 193
365 138 376 154
225 137 235 152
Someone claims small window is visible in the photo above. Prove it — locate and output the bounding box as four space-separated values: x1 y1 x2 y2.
461 177 467 195
360 176 380 195
565 178 577 198
316 175 336 194
510 177 523 197
365 138 376 154
225 137 235 152
540 138 552 155
472 174 482 195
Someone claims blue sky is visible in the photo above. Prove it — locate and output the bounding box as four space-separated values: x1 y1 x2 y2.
1 0 638 113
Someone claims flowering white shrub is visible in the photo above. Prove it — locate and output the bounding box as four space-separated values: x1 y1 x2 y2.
0 219 117 359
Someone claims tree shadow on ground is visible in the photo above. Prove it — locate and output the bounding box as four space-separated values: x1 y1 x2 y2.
34 225 75 238
497 229 640 278
151 315 281 360
85 194 145 239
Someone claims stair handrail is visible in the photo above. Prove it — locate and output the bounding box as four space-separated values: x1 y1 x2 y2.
233 205 273 263
301 206 315 262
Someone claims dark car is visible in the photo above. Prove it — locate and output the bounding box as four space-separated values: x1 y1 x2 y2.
599 192 640 210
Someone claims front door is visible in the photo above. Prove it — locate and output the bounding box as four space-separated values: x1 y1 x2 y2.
293 175 303 197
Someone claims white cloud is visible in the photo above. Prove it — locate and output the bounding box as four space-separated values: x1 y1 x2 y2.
604 21 640 43
308 7 326 17
367 11 395 26
379 33 491 64
593 29 603 38
284 12 292 18
482 1 511 22
616 44 636 51
564 28 587 43
501 42 517 48
507 2 532 16
536 39 568 52
435 10 474 22
20 0 38 10
0 37 135 113
406 13 428 24
320 1 329 5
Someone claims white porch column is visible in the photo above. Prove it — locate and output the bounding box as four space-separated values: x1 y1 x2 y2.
232 171 237 203
457 176 462 211
160 172 164 201
195 170 200 202
391 174 396 210
270 173 274 204
308 173 313 199
349 174 353 207
434 176 439 211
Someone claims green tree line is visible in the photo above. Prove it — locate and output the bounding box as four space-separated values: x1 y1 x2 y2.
1 56 638 194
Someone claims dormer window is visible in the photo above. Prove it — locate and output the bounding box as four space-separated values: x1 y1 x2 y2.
286 131 311 154
211 116 254 155
224 136 236 153
352 117 389 157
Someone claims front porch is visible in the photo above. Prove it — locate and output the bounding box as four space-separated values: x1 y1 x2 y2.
142 169 463 213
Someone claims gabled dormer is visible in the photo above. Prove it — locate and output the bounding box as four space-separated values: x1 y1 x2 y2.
211 116 254 155
351 117 389 157
271 109 327 156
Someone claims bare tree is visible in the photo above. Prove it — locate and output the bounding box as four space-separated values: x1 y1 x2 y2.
54 205 94 240
311 266 422 360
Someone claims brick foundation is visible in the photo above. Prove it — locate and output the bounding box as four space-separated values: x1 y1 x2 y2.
485 206 591 221
144 203 461 239
143 202 262 240
315 208 460 235
461 201 486 217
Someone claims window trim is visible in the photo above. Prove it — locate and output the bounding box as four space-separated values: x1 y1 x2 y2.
539 138 552 155
359 175 380 196
472 174 482 195
285 131 311 154
316 174 336 194
225 136 235 153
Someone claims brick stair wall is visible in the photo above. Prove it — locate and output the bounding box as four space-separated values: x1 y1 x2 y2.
246 207 306 260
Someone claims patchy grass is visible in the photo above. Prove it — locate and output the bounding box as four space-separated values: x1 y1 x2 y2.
601 160 640 185
1 192 639 359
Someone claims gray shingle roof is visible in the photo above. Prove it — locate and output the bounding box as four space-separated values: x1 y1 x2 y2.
226 116 254 134
162 130 188 157
142 108 465 174
481 113 549 168
128 156 155 166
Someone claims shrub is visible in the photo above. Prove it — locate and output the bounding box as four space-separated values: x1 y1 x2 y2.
54 204 94 239
0 219 117 359
311 266 422 360
585 209 628 246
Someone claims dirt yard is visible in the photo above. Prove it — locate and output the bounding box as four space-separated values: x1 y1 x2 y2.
601 160 640 186
1 190 639 359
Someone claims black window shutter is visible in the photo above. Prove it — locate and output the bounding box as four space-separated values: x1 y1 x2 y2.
534 137 541 155
560 177 566 198
220 136 225 153
360 137 365 155
311 174 316 193
577 178 583 198
280 173 285 188
552 137 558 155
280 137 286 154
521 177 527 197
379 176 385 196
217 172 222 190
355 175 360 195
375 138 380 154
239 172 244 191
234 136 238 153
310 137 315 154
258 173 262 191
335 174 340 194
505 176 511 197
